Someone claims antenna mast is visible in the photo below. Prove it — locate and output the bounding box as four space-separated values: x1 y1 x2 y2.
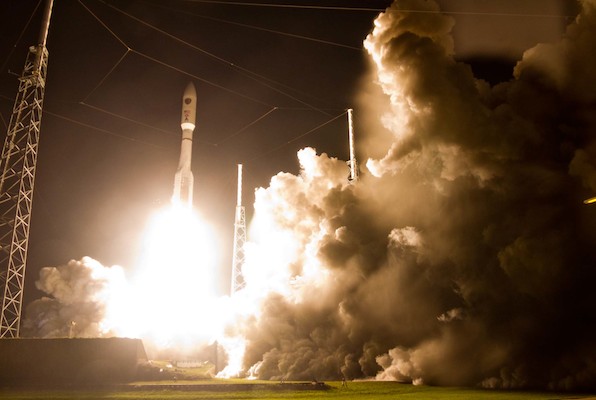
0 0 53 338
231 164 247 294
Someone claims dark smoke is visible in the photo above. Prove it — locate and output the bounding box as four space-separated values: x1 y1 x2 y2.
238 0 596 390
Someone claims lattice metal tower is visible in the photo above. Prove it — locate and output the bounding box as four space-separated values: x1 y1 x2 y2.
0 0 54 338
347 108 359 182
231 164 247 294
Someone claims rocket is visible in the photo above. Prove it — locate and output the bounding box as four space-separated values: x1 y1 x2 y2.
173 82 196 207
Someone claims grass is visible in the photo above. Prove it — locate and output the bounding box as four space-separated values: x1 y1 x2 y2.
1 380 594 400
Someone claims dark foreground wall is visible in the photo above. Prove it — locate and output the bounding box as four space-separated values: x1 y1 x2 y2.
0 338 147 387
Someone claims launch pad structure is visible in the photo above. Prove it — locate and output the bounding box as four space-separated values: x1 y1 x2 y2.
0 338 147 386
0 0 54 338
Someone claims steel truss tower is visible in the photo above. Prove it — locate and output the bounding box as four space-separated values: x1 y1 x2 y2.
0 0 53 338
231 164 247 294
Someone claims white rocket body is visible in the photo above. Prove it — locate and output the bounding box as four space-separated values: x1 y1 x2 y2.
173 82 196 207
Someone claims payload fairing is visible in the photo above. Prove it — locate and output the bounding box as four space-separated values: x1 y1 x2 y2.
173 82 196 207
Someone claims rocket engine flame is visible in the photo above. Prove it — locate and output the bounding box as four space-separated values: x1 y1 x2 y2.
114 205 220 347
23 205 225 358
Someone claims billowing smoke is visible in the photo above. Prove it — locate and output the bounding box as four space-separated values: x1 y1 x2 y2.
236 0 596 390
22 257 125 338
22 0 596 391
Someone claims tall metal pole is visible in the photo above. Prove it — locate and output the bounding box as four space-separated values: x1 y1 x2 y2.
236 163 243 208
347 109 358 182
37 0 53 50
0 0 53 338
231 164 246 294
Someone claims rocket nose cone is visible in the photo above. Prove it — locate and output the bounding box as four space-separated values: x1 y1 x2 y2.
184 82 197 100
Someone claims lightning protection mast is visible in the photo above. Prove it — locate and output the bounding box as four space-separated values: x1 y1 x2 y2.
231 164 247 294
347 109 359 182
0 0 53 338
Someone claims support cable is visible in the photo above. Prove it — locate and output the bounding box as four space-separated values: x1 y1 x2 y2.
180 1 574 18
0 0 43 75
0 113 7 131
249 111 345 161
43 109 166 148
2 92 194 147
77 0 281 142
78 0 277 107
77 0 130 48
140 0 360 51
130 49 274 107
78 101 218 146
78 102 177 137
92 0 331 115
80 48 130 103
181 1 385 12
138 0 355 109
215 107 277 146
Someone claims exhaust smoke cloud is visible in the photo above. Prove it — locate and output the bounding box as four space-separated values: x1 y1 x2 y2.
22 0 596 390
235 0 596 389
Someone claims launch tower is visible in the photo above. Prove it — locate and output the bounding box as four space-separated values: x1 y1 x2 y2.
230 164 246 294
0 0 54 337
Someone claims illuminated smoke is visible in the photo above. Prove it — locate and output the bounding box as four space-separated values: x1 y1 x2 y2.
22 257 126 338
236 0 596 390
